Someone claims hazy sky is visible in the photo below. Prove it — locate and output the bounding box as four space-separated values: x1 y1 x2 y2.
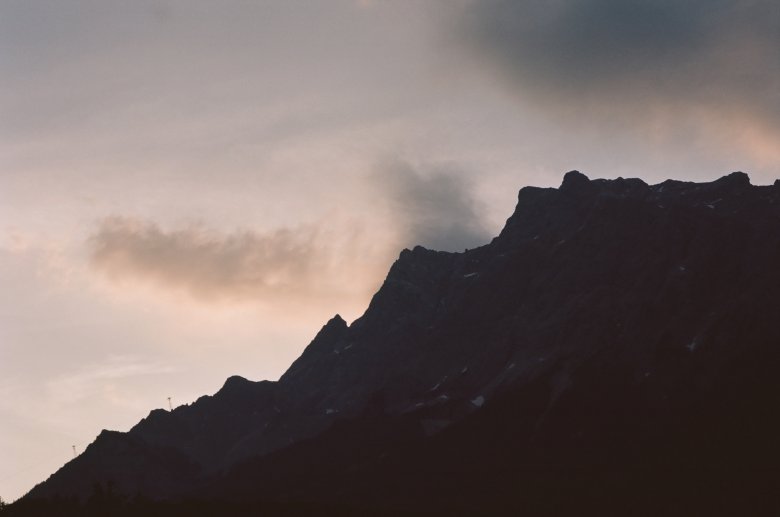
2 0 778 501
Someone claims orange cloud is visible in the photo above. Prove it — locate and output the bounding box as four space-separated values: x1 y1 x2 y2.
89 216 391 306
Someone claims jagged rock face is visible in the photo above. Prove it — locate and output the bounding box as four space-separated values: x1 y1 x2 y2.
24 172 780 512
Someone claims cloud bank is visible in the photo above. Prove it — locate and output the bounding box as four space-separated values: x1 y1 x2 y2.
457 0 780 159
89 217 382 304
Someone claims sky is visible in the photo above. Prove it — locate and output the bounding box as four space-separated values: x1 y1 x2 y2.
1 0 778 502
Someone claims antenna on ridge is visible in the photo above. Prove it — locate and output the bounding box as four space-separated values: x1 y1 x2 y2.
168 397 172 411
72 445 77 458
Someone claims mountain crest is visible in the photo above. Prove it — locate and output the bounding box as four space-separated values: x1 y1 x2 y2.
22 171 780 515
559 169 590 192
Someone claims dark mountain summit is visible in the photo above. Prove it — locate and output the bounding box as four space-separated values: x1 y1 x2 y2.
15 171 780 515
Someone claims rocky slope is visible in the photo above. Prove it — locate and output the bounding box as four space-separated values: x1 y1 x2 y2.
22 171 780 514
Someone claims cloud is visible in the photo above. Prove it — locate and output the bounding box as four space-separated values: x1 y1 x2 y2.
88 162 494 305
456 0 780 152
89 216 387 304
373 160 492 252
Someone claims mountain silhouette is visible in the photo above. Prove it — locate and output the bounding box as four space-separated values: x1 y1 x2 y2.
13 171 780 516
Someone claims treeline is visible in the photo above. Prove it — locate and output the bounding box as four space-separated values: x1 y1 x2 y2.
3 498 382 517
1 483 401 517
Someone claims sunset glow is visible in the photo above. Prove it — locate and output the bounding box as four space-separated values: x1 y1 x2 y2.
2 0 779 502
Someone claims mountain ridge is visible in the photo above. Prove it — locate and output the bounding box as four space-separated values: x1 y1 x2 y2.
19 170 780 515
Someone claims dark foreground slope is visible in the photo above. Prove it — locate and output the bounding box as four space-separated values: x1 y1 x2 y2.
14 171 780 515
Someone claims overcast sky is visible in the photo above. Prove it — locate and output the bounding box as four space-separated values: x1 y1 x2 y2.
2 0 778 501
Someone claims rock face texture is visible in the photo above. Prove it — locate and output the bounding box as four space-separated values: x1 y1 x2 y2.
24 172 780 514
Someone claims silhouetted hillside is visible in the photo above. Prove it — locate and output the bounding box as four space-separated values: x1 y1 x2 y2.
15 171 780 516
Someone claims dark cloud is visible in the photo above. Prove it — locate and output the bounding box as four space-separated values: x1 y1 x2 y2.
89 217 384 303
375 160 492 252
458 0 780 129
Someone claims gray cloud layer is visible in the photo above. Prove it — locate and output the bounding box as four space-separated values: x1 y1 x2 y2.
459 0 780 130
374 160 492 252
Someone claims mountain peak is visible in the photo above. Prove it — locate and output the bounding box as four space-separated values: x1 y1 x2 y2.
559 170 590 192
715 171 750 187
278 313 349 383
220 375 251 391
328 314 346 327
